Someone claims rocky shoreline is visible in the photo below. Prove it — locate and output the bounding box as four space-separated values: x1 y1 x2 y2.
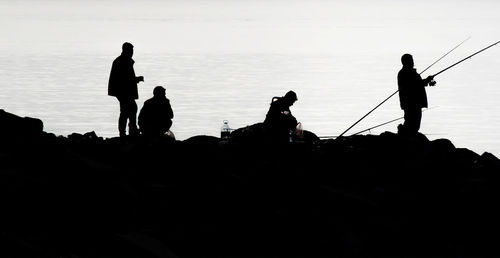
1 109 500 257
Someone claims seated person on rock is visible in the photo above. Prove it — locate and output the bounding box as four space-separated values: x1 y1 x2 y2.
138 86 174 138
263 90 300 142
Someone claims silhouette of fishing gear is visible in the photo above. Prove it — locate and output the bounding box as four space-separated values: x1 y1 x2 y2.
337 38 500 139
318 107 437 139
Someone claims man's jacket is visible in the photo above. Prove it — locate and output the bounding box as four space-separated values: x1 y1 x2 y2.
398 67 428 110
108 55 139 99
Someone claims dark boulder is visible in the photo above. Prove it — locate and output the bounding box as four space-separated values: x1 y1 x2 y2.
0 109 43 141
230 122 320 145
2 111 500 257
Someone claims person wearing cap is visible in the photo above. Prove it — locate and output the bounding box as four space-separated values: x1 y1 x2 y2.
397 53 436 135
108 42 144 137
264 90 299 142
138 86 174 138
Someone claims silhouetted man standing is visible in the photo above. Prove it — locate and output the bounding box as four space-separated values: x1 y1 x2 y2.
264 90 299 142
108 42 144 137
398 54 435 135
138 86 174 138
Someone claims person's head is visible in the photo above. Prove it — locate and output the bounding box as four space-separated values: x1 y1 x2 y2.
283 90 298 106
122 42 134 58
153 86 166 97
401 53 414 68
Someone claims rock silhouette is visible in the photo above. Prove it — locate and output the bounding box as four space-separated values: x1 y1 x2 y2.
0 109 43 138
1 109 500 257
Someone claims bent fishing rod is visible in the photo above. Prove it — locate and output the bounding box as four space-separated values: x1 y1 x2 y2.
335 37 475 139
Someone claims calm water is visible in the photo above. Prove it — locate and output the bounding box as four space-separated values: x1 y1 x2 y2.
1 0 499 156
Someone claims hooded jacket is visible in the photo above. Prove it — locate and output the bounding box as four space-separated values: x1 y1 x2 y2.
264 96 297 132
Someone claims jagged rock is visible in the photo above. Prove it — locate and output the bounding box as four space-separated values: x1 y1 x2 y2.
230 122 320 145
430 138 455 152
476 152 500 174
0 109 43 141
183 135 220 145
1 111 500 257
229 122 268 144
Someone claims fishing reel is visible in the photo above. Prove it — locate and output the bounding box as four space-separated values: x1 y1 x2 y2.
429 80 437 86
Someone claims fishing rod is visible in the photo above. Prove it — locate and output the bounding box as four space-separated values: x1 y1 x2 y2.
350 107 436 136
431 40 500 77
351 116 403 136
318 107 437 139
421 36 471 75
336 37 470 139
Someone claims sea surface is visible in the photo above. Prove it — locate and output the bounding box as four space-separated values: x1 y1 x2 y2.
1 0 499 156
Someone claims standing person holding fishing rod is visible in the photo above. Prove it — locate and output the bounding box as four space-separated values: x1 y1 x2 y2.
397 40 500 136
335 38 499 140
335 37 470 139
397 54 436 136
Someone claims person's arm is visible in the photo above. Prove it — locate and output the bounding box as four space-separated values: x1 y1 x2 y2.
138 103 147 129
422 75 436 86
166 100 174 119
130 62 144 83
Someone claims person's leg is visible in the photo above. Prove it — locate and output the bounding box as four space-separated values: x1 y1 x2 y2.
414 108 422 133
117 97 127 137
165 120 173 133
404 108 421 135
128 100 139 136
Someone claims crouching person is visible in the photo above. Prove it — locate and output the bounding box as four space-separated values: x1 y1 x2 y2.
138 86 174 139
263 90 300 143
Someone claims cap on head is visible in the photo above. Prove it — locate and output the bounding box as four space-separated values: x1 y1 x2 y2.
153 86 166 96
284 90 298 102
401 53 413 66
122 42 134 51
